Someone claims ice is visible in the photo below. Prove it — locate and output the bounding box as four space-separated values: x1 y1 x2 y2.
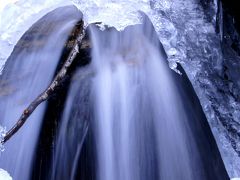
0 169 12 180
146 0 240 177
0 0 153 74
0 0 72 74
0 126 6 153
72 0 151 30
0 0 180 74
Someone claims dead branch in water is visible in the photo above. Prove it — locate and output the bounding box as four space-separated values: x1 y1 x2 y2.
1 20 86 144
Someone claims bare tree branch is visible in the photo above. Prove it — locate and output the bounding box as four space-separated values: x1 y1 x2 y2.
1 20 86 144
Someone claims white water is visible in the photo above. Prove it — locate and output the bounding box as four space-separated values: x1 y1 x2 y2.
50 67 91 180
0 7 80 180
0 0 239 178
89 22 203 180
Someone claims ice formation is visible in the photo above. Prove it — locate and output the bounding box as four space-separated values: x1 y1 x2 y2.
0 0 72 74
0 126 6 153
0 169 12 180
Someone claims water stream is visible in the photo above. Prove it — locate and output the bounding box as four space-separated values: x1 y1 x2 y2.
88 19 226 180
1 2 240 177
50 17 228 180
90 23 195 180
0 1 237 179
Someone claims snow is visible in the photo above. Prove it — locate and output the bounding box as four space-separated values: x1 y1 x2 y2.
0 169 12 180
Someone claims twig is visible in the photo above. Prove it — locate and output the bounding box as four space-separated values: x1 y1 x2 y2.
1 20 86 144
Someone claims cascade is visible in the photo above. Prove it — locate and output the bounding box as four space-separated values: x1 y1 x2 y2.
1 1 239 179
48 16 228 180
0 6 82 180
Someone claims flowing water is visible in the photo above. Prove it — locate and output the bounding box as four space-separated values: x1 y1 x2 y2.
90 20 199 180
51 16 228 180
50 67 92 180
1 1 240 177
0 2 233 180
0 6 81 180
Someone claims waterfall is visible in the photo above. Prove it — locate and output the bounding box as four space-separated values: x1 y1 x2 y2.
0 1 236 179
90 19 197 180
88 18 228 180
50 67 92 180
0 6 81 180
50 15 228 180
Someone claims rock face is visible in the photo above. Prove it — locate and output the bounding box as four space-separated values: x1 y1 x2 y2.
217 2 240 176
199 0 240 176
